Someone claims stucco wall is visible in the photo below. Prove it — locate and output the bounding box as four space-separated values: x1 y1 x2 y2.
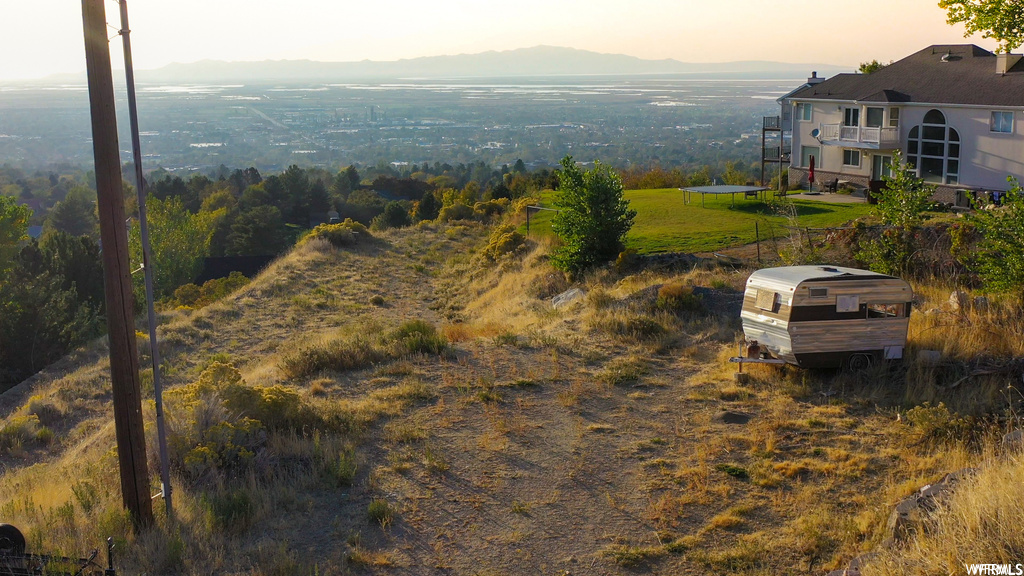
787 98 1024 193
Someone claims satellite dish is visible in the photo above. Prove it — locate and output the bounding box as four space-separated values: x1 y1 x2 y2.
810 128 820 139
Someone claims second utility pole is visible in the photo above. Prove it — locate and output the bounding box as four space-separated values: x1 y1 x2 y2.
81 0 154 528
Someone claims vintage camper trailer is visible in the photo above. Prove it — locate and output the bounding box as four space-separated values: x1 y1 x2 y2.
740 265 913 369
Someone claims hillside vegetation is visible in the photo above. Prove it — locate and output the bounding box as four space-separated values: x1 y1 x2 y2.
526 189 874 254
0 207 1019 575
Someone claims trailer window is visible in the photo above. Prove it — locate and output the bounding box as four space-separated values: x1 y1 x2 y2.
808 287 828 298
755 289 780 313
867 303 905 318
836 295 859 313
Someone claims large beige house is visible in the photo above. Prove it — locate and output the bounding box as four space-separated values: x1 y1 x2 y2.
779 45 1024 204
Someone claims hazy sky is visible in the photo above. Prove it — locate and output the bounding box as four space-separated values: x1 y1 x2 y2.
0 0 993 81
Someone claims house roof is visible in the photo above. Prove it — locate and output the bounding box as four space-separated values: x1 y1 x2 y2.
788 45 1024 107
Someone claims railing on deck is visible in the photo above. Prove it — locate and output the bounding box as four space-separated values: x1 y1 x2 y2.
819 123 899 147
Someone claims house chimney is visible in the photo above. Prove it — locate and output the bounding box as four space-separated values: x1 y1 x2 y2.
807 71 825 85
997 53 1023 74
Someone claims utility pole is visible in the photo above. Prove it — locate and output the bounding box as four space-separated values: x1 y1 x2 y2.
81 0 153 528
117 0 172 519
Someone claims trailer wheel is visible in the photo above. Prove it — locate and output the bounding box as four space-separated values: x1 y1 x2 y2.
846 353 873 371
0 523 26 556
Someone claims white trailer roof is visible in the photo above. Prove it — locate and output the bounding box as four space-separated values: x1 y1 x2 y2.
747 265 897 287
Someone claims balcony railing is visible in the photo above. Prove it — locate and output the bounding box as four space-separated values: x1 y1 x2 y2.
819 123 899 148
763 116 781 130
763 146 792 162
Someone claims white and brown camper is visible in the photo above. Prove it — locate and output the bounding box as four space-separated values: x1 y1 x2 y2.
740 265 913 369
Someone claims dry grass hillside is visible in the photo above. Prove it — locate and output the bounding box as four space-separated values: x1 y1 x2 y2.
0 216 1020 575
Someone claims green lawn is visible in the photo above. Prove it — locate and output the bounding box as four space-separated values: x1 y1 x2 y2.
524 188 874 254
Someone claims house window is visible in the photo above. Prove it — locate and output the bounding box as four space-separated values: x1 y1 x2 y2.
843 149 861 167
906 110 960 185
797 103 812 121
866 107 884 128
889 107 900 128
843 108 860 127
991 111 1014 133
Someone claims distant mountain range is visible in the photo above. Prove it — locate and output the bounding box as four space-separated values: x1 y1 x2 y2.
43 45 850 84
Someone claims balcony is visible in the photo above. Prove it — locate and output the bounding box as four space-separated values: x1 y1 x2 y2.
818 124 899 149
763 145 792 162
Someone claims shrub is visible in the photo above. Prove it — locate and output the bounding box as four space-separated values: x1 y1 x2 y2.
480 224 526 262
0 415 53 453
172 271 250 309
164 362 331 482
202 487 256 533
473 199 507 219
280 320 447 379
367 499 394 528
279 335 387 379
656 283 703 312
389 320 447 355
966 178 1024 292
173 283 202 307
715 463 750 480
904 402 973 444
302 219 370 247
438 202 476 222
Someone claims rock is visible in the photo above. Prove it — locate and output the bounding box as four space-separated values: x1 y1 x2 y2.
886 495 923 541
949 290 970 312
1003 430 1024 451
941 467 977 486
717 411 752 425
973 296 989 313
918 483 945 500
848 553 878 570
552 288 584 309
733 373 750 384
885 468 976 542
917 350 942 365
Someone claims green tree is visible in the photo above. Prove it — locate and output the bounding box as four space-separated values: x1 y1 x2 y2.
551 156 636 277
128 196 220 301
413 191 440 222
875 150 934 229
0 238 102 386
939 0 1024 53
371 201 412 230
858 60 888 74
967 179 1024 291
0 195 31 275
44 186 97 239
227 206 289 256
857 150 934 276
721 161 748 185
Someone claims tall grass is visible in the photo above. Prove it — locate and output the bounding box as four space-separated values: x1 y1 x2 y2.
864 453 1024 575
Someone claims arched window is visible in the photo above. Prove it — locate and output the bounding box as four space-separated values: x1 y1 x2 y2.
923 109 946 124
906 110 960 184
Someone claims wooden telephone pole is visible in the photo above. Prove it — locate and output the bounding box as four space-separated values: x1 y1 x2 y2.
81 0 154 528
